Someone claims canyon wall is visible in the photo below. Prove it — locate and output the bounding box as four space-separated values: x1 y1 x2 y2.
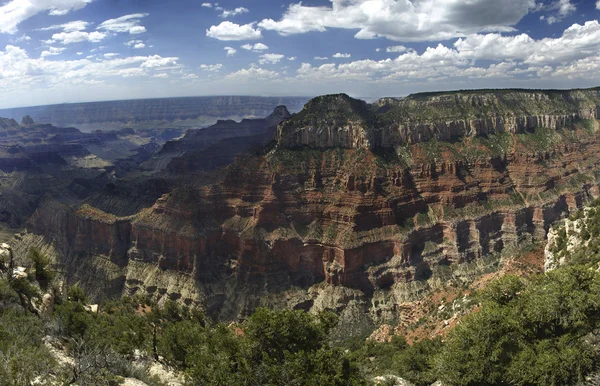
19 88 600 326
0 96 307 130
277 90 600 149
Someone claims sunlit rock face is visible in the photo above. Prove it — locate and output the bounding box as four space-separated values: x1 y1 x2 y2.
20 88 600 325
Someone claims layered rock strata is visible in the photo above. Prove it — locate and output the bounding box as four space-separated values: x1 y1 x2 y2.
20 88 600 325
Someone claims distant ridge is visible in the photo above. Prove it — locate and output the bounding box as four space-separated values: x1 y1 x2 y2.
405 86 600 100
0 96 309 131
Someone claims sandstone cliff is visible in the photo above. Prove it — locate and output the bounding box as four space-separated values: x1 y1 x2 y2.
277 89 600 149
18 88 600 331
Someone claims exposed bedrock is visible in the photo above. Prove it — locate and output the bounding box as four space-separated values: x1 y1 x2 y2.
19 88 600 323
26 136 600 319
277 90 600 149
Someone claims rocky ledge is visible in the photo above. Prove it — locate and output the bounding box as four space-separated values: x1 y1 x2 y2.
16 88 600 329
277 89 600 149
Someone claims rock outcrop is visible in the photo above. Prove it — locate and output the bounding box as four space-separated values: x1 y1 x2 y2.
277 89 600 149
17 88 600 327
0 96 307 130
0 117 182 230
145 105 291 172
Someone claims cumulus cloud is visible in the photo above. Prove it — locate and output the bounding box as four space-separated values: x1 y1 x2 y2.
258 0 535 42
597 0 600 10
52 31 106 44
103 53 119 58
314 56 328 60
536 0 576 24
125 40 146 49
41 46 65 58
97 14 149 34
140 55 178 68
332 53 351 58
258 53 285 64
224 46 237 56
0 45 185 90
241 42 269 51
292 20 600 88
386 45 407 53
453 21 600 65
0 0 93 34
201 3 213 8
225 67 279 80
287 56 297 61
206 21 262 40
199 63 223 71
220 7 249 18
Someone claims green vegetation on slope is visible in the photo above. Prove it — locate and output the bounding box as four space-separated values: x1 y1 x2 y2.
7 196 600 385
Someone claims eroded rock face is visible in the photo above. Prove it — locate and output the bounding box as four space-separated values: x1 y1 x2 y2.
0 96 307 130
145 105 291 173
20 88 600 325
277 90 600 149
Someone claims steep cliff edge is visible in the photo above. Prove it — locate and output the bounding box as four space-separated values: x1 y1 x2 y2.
19 88 600 330
277 89 600 148
144 105 291 172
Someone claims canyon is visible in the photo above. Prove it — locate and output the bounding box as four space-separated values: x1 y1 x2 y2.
10 88 600 334
0 96 308 131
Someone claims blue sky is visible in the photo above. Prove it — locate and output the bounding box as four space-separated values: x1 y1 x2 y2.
0 0 599 107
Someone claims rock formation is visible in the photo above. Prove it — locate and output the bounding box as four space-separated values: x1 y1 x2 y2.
0 117 182 233
277 89 600 149
16 88 600 329
144 105 291 172
0 96 307 131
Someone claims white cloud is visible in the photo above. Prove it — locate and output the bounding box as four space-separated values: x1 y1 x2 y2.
97 13 149 34
140 55 178 68
201 2 212 8
40 20 107 44
332 53 351 58
314 56 328 60
259 53 285 64
206 21 262 40
52 31 106 44
536 0 576 24
40 20 89 32
258 0 535 42
453 21 600 65
386 45 407 53
14 34 31 42
103 53 119 58
76 51 83 55
287 56 297 61
0 45 185 90
224 46 237 56
241 42 269 51
290 20 600 89
220 7 249 18
597 0 600 10
153 73 168 78
225 67 279 80
41 46 65 58
125 40 146 49
199 63 223 71
0 0 93 34
48 8 70 16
